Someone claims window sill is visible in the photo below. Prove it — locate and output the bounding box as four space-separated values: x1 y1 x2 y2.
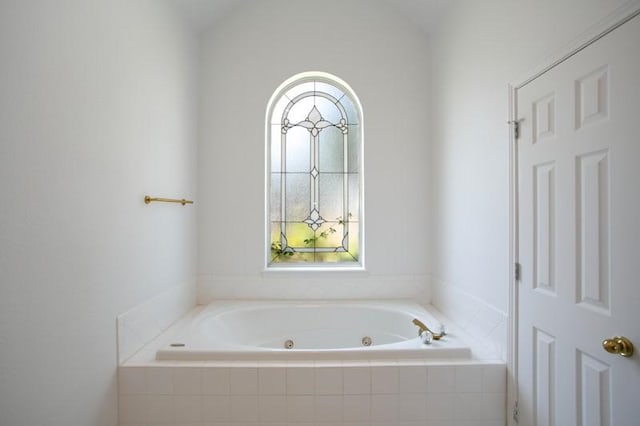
261 266 369 279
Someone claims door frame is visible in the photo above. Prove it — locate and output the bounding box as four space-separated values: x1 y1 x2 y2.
507 2 640 424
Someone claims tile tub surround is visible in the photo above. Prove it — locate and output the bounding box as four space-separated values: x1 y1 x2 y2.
118 360 506 425
117 283 196 364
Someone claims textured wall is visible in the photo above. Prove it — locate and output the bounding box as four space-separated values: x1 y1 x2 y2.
429 0 633 353
0 1 198 424
197 0 432 301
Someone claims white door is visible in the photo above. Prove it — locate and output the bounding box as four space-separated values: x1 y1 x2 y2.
516 14 640 426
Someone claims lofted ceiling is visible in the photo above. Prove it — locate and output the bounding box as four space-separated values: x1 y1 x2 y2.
169 0 452 34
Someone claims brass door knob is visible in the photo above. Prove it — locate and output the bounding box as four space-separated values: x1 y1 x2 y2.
602 336 634 357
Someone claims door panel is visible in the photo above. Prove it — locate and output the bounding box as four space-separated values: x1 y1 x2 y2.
516 14 640 426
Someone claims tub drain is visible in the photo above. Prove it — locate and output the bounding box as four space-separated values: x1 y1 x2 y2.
284 339 294 349
170 343 185 347
361 336 372 346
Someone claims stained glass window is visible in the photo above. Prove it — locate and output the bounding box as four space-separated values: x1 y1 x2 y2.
266 73 363 268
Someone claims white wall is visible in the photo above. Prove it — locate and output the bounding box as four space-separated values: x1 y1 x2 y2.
429 0 633 357
197 0 432 301
0 1 198 425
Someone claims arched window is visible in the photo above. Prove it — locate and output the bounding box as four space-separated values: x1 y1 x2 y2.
266 72 364 268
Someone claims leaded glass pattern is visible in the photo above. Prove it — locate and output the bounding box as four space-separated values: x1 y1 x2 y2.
267 74 362 267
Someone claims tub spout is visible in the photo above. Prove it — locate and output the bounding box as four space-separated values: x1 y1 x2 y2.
412 318 445 341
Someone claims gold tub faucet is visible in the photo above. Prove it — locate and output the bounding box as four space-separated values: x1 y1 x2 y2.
412 318 446 341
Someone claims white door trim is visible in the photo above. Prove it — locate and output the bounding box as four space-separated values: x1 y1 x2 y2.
507 2 640 424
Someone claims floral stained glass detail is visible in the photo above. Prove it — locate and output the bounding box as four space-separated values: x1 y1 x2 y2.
268 76 361 266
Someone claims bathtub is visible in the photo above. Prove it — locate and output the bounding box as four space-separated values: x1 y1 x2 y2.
155 300 471 361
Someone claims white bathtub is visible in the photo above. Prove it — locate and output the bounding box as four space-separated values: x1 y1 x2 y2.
155 300 471 361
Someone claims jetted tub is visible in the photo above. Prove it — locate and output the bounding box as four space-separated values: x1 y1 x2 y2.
155 300 471 361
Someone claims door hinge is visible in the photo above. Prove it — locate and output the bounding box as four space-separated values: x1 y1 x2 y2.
514 262 521 282
509 119 521 139
513 400 519 423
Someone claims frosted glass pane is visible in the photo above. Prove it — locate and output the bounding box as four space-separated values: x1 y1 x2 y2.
315 82 345 102
270 223 281 243
270 223 279 238
284 82 314 100
270 174 281 221
319 127 344 173
314 222 343 248
348 129 361 172
318 174 343 221
285 222 313 247
285 174 310 221
315 96 342 123
348 222 360 260
339 94 359 124
315 251 357 263
285 127 310 172
269 224 281 262
348 173 360 219
294 252 315 263
270 125 282 172
286 96 315 123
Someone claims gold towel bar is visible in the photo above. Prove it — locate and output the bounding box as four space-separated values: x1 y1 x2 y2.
144 195 194 206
